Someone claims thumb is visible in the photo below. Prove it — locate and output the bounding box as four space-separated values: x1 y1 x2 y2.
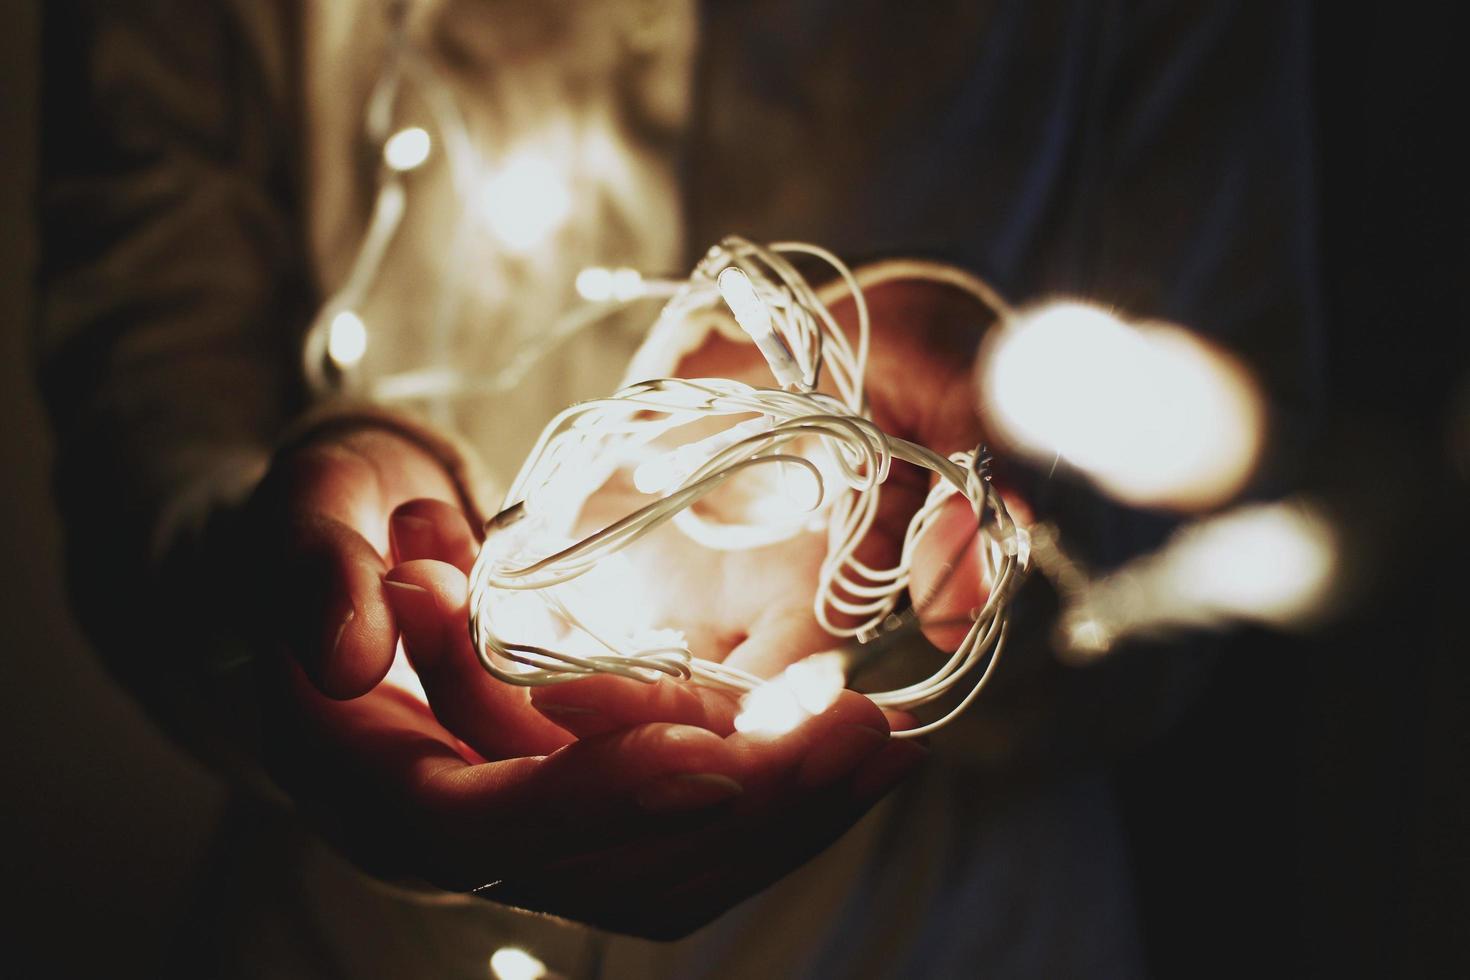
384 559 573 760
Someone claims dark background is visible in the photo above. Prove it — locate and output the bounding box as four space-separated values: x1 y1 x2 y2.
0 3 230 973
2 3 1465 976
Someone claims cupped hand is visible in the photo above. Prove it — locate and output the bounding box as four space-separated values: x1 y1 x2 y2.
555 269 1017 701
368 531 924 938
242 426 922 937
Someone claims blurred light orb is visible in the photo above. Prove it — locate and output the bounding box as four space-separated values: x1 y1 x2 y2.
383 126 432 172
980 302 1264 510
479 152 572 253
489 946 547 980
575 266 614 302
610 267 644 302
576 266 646 303
1161 501 1338 625
327 310 368 368
734 652 845 736
1063 616 1112 655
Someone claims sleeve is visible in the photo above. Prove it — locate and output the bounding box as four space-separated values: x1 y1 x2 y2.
33 0 308 690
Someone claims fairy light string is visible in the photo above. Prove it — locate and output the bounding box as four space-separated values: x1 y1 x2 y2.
466 237 1028 738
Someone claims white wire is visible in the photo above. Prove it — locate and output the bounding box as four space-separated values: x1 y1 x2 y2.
296 14 1028 737
467 238 1027 737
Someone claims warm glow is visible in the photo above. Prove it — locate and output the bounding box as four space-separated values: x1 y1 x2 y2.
633 418 772 494
489 947 547 980
1063 617 1111 655
719 266 802 388
383 126 432 172
575 266 614 301
327 310 368 368
479 152 572 253
718 267 774 342
481 524 684 675
611 267 643 301
1158 501 1337 625
576 266 646 303
980 302 1263 510
1062 498 1341 656
734 652 846 736
382 645 430 706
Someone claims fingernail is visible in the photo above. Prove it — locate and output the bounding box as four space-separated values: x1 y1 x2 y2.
635 773 743 814
797 724 889 789
383 578 430 596
382 577 433 616
390 513 435 558
852 742 928 800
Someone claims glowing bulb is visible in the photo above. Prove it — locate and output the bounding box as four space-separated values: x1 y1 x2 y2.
734 652 845 736
576 266 647 303
611 267 644 302
576 266 614 301
382 126 432 171
1063 617 1111 655
718 267 803 388
489 947 547 980
980 302 1263 510
479 152 572 253
327 310 368 368
1159 501 1337 625
1063 498 1340 655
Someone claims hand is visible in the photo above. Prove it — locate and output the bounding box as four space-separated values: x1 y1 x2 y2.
242 423 922 938
545 269 1016 717
379 533 924 938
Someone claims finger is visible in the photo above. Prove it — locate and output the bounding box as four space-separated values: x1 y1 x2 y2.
908 495 989 651
422 723 745 862
389 498 478 573
384 559 573 760
822 275 992 453
531 674 741 737
278 670 744 891
882 708 922 732
727 689 891 792
281 513 396 699
528 723 741 813
722 604 834 678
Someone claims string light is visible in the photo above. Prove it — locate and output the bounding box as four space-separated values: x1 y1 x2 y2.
1049 498 1340 658
574 266 617 302
299 12 598 402
717 267 804 389
290 22 1339 732
467 238 1026 739
326 310 368 368
979 301 1264 510
382 126 432 172
477 150 573 254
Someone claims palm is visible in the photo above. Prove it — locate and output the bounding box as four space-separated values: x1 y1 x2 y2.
248 271 984 936
569 270 998 679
